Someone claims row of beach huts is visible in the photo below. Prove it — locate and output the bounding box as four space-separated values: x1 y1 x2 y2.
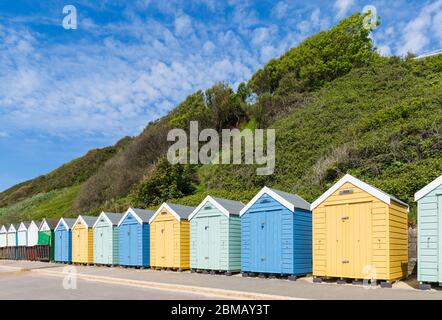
1 174 442 289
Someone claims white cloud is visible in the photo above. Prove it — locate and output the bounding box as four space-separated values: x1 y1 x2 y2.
174 14 193 37
0 132 8 138
272 2 289 19
0 10 262 140
397 0 442 55
433 10 442 45
334 0 355 19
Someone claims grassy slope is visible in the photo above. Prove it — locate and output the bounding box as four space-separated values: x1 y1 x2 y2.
0 185 81 224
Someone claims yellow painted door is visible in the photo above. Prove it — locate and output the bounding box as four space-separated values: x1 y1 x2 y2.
347 202 372 279
326 204 345 277
165 221 174 267
326 202 372 278
155 222 165 266
73 229 83 262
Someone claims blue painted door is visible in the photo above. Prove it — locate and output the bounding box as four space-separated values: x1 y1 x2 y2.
55 231 62 260
120 225 130 265
129 224 138 265
254 211 266 272
266 210 282 273
61 230 68 261
250 210 282 273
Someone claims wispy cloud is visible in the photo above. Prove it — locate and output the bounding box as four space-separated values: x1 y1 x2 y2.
334 0 355 19
396 0 442 55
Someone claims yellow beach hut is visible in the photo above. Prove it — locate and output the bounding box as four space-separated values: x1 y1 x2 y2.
72 216 97 265
149 203 195 270
311 174 409 286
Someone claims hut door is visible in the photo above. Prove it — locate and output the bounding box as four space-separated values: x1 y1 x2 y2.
198 217 210 269
326 204 346 277
74 230 80 260
326 203 372 278
156 221 165 265
251 211 267 272
164 221 174 267
129 224 138 264
98 227 104 260
438 196 442 284
208 217 221 270
56 232 63 260
347 202 372 280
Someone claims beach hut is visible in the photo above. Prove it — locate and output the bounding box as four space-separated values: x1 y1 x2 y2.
240 187 312 278
27 221 40 247
149 203 195 270
189 196 244 274
117 208 154 268
415 175 442 289
0 225 7 248
37 219 58 261
93 212 123 266
17 222 30 247
72 216 97 264
54 218 76 263
7 224 17 247
311 174 409 285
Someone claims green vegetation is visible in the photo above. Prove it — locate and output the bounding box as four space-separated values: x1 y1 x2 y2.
0 13 441 225
130 158 198 208
0 185 81 224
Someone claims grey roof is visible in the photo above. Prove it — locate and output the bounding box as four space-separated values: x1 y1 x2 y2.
21 221 31 228
130 208 155 223
32 221 42 227
102 212 124 225
268 188 311 211
211 197 244 216
370 184 409 207
62 218 77 229
79 216 98 227
166 203 196 219
41 219 58 230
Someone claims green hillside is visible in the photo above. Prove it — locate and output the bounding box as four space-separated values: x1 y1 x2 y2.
0 13 441 225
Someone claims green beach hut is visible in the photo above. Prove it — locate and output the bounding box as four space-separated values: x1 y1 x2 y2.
189 196 244 274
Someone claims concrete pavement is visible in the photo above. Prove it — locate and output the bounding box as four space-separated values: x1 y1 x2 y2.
1 260 442 300
0 269 223 300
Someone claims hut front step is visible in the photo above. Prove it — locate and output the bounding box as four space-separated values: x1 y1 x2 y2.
419 282 432 290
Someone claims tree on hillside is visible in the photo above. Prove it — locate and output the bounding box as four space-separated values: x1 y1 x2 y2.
131 158 197 207
249 12 379 95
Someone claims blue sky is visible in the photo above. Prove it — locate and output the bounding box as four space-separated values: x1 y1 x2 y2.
0 0 441 192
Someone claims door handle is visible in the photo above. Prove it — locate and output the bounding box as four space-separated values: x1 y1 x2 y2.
261 257 266 261
341 216 349 221
342 260 349 264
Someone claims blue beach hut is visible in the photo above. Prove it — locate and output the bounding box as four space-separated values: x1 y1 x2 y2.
117 208 155 268
240 186 312 278
54 218 76 263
